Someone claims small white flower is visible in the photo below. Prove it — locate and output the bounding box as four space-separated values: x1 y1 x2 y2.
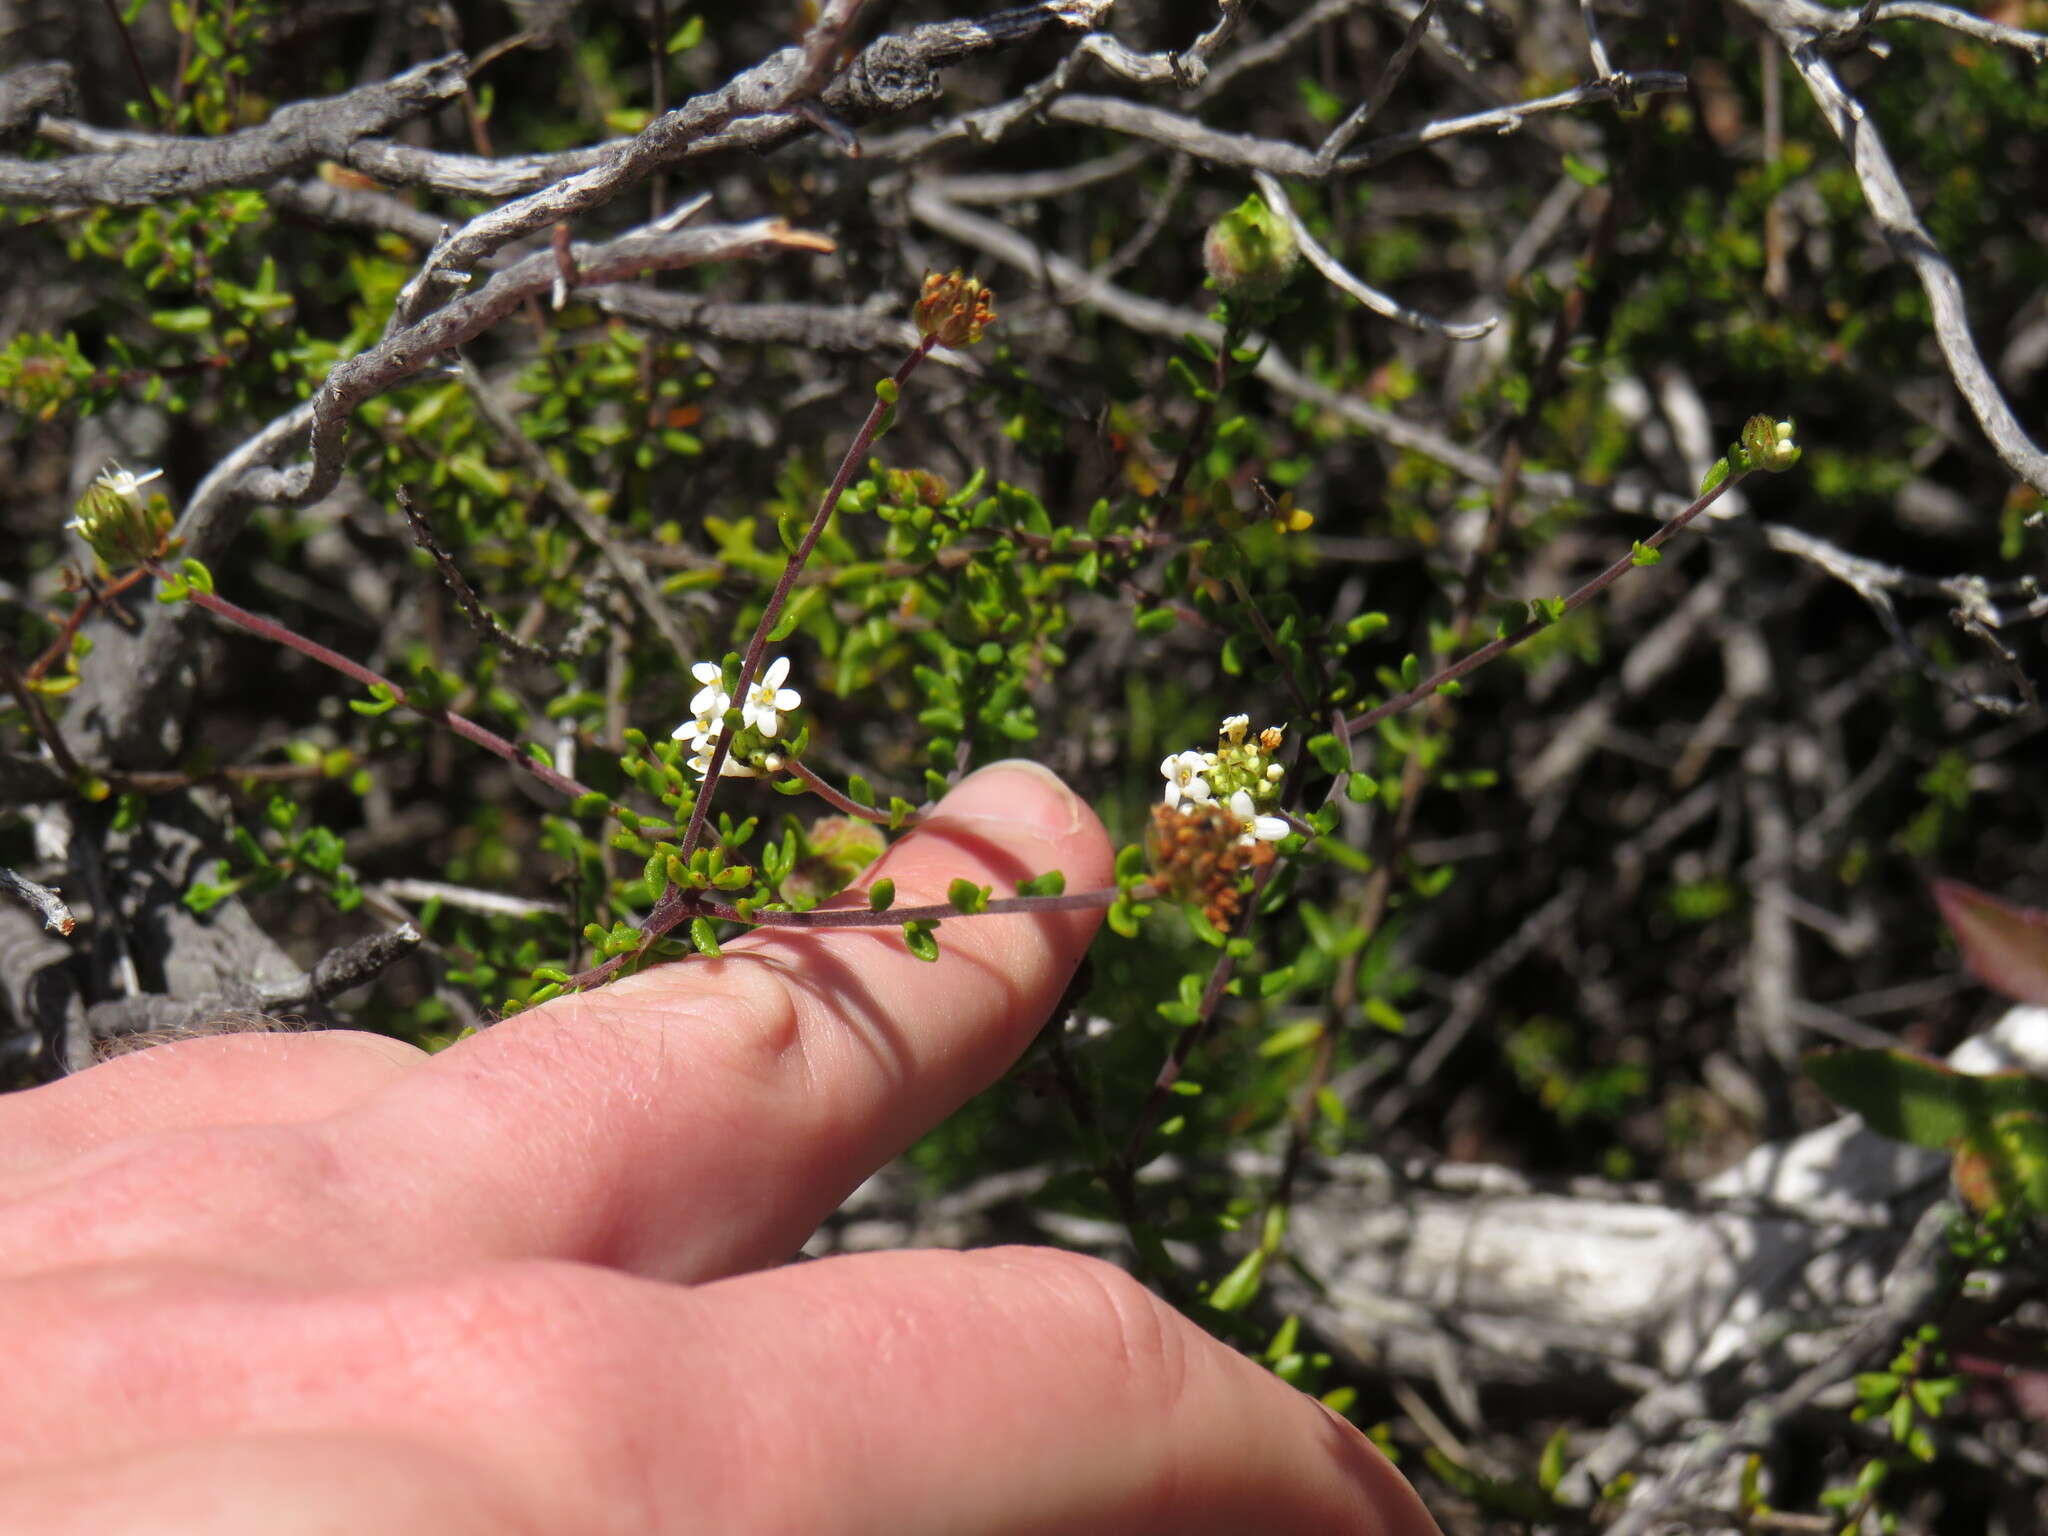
741 655 801 738
688 660 731 724
1160 751 1213 810
1265 763 1285 783
1228 789 1288 845
679 720 757 778
94 464 163 509
1220 714 1249 744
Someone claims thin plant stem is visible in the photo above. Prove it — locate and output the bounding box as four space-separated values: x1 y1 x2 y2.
28 567 150 681
0 647 87 783
676 334 936 864
158 567 602 803
779 758 922 827
1344 470 1750 736
698 887 1118 928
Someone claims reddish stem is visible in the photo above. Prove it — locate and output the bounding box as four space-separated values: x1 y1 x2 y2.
160 567 602 804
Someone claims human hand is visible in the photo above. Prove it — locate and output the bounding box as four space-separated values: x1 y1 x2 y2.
0 761 1440 1534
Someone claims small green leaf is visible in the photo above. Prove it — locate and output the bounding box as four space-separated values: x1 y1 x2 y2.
1258 1019 1324 1058
947 878 990 915
348 683 400 717
1698 456 1731 497
1208 1249 1267 1312
1307 733 1350 774
1629 540 1662 567
1562 154 1608 188
868 878 895 912
902 919 940 962
689 917 721 957
1016 869 1066 898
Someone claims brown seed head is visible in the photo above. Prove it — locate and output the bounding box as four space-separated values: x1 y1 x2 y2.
915 270 997 348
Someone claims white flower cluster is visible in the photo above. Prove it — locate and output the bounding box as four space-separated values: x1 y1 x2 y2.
1159 715 1289 845
672 655 802 778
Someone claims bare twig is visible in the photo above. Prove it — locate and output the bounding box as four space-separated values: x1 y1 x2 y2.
233 219 833 511
0 55 467 205
1252 169 1496 339
1728 3 2048 493
1042 71 1686 179
0 866 75 936
395 486 574 667
1314 0 1438 166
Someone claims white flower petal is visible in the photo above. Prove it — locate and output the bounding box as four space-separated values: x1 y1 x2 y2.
691 661 724 686
772 686 801 712
761 656 790 690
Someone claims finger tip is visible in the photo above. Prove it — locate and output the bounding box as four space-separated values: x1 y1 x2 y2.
934 759 1108 870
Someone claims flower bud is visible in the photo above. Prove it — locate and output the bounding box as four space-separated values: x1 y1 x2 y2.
1203 194 1299 302
914 271 996 348
1739 413 1801 472
66 465 172 568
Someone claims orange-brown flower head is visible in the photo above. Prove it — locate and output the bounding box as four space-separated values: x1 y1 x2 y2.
915 271 996 348
1147 800 1277 933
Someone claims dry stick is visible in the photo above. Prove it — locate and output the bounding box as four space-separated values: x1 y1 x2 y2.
0 865 75 937
155 569 600 803
0 55 467 204
1314 0 1438 167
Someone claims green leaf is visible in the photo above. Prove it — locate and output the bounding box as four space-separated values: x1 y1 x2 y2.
1307 733 1350 774
1259 1019 1324 1058
348 683 400 717
1344 611 1390 644
1803 1047 2048 1151
1629 540 1662 567
1015 869 1066 898
947 878 990 915
665 15 705 51
868 878 895 912
689 917 721 957
1698 456 1731 497
1562 154 1608 188
902 919 940 962
1208 1249 1267 1312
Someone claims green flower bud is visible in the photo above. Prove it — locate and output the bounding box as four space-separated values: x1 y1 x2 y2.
1738 414 1801 473
65 465 173 569
1203 195 1299 302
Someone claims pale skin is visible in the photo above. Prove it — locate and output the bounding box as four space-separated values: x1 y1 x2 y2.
0 761 1442 1535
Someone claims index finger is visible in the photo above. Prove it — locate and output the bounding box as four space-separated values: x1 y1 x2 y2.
2 761 1111 1286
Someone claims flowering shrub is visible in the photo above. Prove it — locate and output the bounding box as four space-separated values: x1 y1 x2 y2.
5 3 2048 1526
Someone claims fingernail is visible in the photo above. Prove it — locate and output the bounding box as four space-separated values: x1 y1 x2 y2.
937 759 1083 839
